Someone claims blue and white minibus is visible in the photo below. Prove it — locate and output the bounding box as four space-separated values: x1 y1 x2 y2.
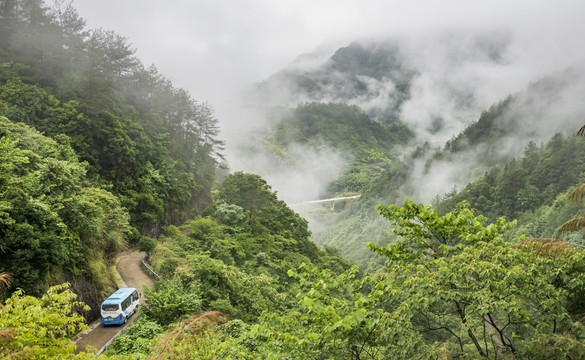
101 287 140 325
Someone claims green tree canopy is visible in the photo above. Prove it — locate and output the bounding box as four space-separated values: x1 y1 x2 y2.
0 283 94 359
0 117 129 296
240 200 585 359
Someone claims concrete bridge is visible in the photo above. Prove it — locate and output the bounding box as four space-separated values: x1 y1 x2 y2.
291 194 361 210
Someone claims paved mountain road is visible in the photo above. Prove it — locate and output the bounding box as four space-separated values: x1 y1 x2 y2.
74 250 155 354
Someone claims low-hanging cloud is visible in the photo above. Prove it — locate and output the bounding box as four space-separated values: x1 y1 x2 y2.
229 28 585 210
404 65 585 204
219 104 347 205
72 0 585 208
73 0 585 107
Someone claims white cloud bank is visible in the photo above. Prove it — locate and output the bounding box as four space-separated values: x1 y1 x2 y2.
73 0 585 205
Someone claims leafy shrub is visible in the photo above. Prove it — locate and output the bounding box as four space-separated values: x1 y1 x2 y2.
137 236 157 253
0 283 93 359
214 203 246 227
105 317 165 356
142 279 201 325
156 257 179 279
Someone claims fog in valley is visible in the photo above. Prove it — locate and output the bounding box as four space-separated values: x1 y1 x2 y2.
74 0 585 206
7 2 585 356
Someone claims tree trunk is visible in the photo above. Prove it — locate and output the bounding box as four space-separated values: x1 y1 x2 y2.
455 301 487 357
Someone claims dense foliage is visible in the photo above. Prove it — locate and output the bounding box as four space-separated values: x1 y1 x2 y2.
311 108 585 267
102 172 353 358
4 1 585 359
233 201 585 359
436 133 585 239
0 117 128 305
113 200 585 359
0 0 224 234
0 283 94 359
145 172 352 322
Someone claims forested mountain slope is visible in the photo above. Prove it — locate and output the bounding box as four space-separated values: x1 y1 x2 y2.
3 1 585 358
253 41 417 127
313 87 585 266
0 1 224 237
242 35 585 266
0 0 224 319
0 117 127 316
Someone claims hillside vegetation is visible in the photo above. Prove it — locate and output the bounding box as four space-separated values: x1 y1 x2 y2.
107 41 585 360
3 1 585 359
106 199 585 359
0 0 224 236
252 40 585 268
0 117 127 315
0 0 223 324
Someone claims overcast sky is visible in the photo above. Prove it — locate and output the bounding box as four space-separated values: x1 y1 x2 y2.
72 0 585 106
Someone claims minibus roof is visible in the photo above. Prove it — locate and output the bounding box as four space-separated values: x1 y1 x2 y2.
101 287 137 305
